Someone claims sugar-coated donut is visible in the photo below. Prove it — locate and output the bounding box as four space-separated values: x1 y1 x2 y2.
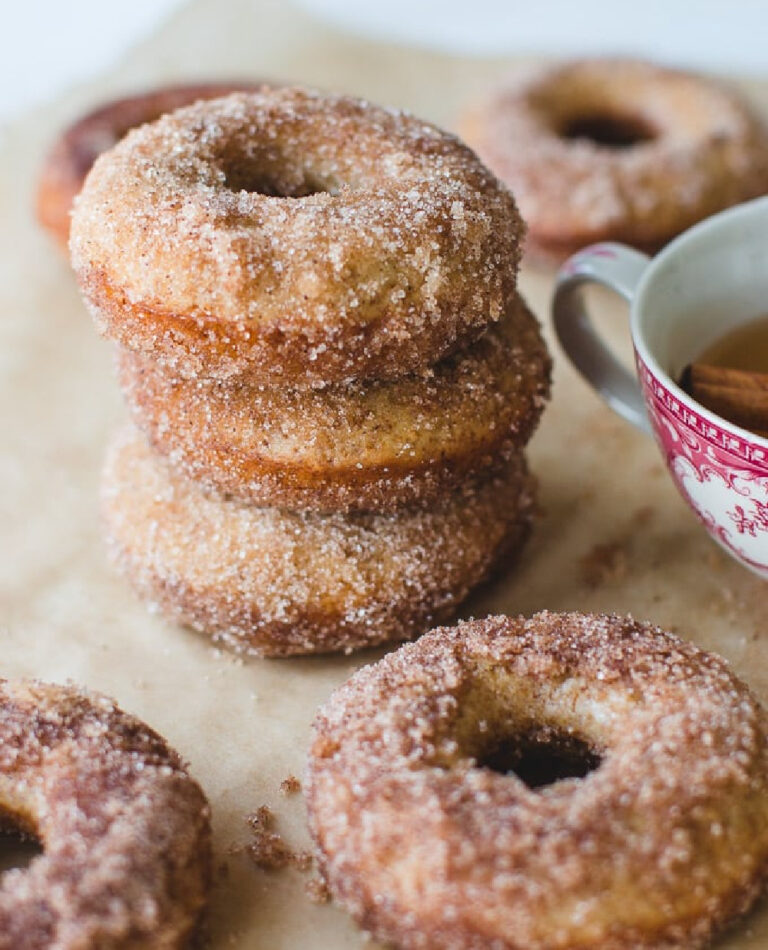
307 612 768 950
71 87 524 386
461 59 768 262
36 81 262 249
101 426 535 656
117 293 550 512
0 679 211 949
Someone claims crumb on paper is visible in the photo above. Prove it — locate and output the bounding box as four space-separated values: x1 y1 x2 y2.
580 540 627 588
244 806 312 872
306 877 331 904
280 775 302 795
246 805 274 831
630 505 654 527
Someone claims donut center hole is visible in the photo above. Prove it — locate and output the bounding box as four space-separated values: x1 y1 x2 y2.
0 819 42 875
559 113 656 148
479 729 601 788
222 160 332 197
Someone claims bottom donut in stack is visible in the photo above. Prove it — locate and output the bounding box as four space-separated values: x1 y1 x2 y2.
101 426 536 657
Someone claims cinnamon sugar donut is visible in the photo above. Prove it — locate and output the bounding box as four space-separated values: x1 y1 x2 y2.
117 293 550 512
0 679 211 948
307 612 768 950
101 426 535 656
71 87 524 385
461 59 768 262
37 81 261 249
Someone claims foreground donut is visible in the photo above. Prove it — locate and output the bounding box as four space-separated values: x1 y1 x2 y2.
0 679 211 948
71 87 524 385
101 426 534 656
117 293 550 512
461 59 768 262
37 81 261 249
307 612 768 949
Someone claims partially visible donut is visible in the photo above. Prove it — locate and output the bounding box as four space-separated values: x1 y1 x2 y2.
307 611 768 950
71 87 524 385
117 292 550 512
36 81 262 249
0 679 211 949
460 59 768 262
101 426 535 656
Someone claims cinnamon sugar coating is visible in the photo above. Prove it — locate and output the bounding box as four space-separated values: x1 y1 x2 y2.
0 679 211 949
37 81 263 250
307 612 768 949
117 293 550 512
461 59 768 259
101 426 535 656
70 87 524 385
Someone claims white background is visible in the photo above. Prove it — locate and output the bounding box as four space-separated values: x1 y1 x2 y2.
4 0 768 124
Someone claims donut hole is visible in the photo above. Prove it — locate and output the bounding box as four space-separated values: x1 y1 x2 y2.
478 727 601 789
559 113 656 148
221 158 335 197
0 817 42 875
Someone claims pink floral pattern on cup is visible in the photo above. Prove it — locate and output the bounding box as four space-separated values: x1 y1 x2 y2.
638 355 768 575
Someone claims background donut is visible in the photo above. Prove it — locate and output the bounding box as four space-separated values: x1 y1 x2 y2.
36 81 263 249
461 59 768 262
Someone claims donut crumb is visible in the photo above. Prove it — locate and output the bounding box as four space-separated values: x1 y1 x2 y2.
306 877 331 904
244 806 312 872
580 539 627 587
280 775 302 795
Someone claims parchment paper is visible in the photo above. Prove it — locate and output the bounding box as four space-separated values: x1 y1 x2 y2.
1 1 766 945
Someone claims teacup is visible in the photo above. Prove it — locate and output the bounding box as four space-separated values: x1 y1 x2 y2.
553 196 768 578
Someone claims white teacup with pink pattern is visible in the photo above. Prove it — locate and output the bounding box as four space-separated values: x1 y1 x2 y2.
553 196 768 578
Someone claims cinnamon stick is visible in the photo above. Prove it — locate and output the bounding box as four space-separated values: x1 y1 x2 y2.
681 363 768 438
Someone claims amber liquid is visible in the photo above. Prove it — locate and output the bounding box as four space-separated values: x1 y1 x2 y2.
681 313 768 437
694 313 768 373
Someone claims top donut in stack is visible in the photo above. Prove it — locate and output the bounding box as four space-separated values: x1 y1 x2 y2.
71 88 525 387
70 87 550 653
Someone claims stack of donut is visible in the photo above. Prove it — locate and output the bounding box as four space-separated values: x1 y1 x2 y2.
70 86 550 656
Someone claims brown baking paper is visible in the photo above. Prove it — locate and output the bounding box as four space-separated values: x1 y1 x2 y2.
1 0 766 945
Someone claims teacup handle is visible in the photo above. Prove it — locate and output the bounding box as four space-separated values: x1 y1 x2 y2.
553 242 652 434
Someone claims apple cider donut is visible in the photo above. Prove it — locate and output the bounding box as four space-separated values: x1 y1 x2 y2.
307 612 768 950
36 81 262 249
461 59 768 262
71 87 524 385
0 679 211 949
101 426 535 656
117 293 550 512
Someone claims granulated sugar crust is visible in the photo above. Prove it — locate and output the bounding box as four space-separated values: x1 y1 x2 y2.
117 292 550 512
71 86 524 385
0 679 211 949
307 612 768 949
461 59 768 255
101 426 536 656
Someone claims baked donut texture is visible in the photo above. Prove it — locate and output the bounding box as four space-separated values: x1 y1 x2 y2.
461 59 768 261
101 426 535 656
71 87 524 385
307 612 768 950
0 679 211 949
37 81 261 249
117 293 550 512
